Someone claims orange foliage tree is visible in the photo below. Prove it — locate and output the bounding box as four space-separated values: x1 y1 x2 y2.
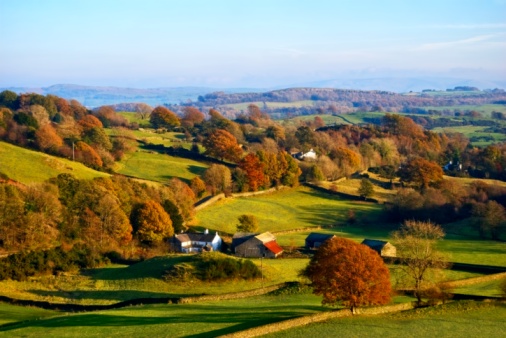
35 124 63 152
150 106 180 129
131 200 173 245
238 153 266 191
203 129 243 162
75 141 103 168
302 237 391 308
398 157 443 190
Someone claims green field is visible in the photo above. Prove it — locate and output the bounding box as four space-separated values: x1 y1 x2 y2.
0 293 326 337
420 104 506 117
194 186 384 234
117 111 151 127
265 301 506 338
0 303 57 326
0 255 310 305
0 141 110 184
116 150 208 183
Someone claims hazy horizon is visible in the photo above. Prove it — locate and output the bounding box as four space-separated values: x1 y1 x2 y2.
1 0 505 89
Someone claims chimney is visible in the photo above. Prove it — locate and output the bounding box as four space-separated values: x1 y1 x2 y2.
204 229 209 234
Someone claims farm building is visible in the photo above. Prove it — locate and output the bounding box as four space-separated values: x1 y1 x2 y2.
171 229 222 253
305 233 336 249
361 239 396 257
292 149 317 161
232 232 283 258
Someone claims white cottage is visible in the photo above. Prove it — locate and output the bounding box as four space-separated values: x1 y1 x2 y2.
172 229 222 253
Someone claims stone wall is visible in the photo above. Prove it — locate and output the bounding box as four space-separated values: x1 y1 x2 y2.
219 302 416 338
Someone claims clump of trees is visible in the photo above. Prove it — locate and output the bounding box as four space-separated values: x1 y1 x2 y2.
236 214 259 233
164 252 261 282
302 237 392 308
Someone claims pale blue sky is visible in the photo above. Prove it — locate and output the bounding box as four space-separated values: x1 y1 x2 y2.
0 0 505 88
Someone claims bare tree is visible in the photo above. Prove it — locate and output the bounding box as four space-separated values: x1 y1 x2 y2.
392 220 449 304
135 103 153 120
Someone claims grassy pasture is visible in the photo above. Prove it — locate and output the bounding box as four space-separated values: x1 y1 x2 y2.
420 104 506 117
0 141 109 184
0 303 57 326
115 149 208 183
194 186 385 235
131 129 194 149
117 111 151 127
0 293 326 337
0 256 310 305
264 301 506 338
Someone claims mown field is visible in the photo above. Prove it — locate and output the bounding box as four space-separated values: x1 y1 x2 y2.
116 149 208 183
194 186 385 235
419 104 506 117
0 141 110 184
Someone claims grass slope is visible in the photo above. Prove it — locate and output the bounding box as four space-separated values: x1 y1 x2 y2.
0 141 109 184
194 186 384 234
0 255 309 305
0 303 57 326
116 150 208 183
0 293 325 337
265 301 506 338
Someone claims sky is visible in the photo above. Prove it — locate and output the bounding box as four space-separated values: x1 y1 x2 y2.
0 0 505 88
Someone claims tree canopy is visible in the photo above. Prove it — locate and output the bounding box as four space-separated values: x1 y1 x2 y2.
302 237 391 308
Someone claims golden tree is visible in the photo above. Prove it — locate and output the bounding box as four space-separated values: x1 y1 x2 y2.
302 237 391 308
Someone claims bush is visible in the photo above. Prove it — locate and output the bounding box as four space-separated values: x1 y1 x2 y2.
0 245 107 281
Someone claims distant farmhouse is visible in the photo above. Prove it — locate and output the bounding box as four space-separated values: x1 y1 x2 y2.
171 229 222 253
361 239 396 257
232 232 283 258
305 233 336 249
292 149 317 161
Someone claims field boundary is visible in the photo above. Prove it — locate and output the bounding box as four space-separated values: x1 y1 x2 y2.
218 302 417 338
194 186 289 211
0 283 286 313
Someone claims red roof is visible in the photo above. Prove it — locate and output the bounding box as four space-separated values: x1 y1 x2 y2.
264 240 283 255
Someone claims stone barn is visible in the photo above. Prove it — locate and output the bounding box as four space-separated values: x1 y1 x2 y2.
361 239 396 257
232 232 283 258
305 233 336 249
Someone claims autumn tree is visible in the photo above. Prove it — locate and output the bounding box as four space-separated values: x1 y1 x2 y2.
166 178 196 223
181 106 205 128
329 147 362 178
74 141 103 168
135 103 153 120
190 176 207 198
238 153 266 191
131 200 173 245
237 214 259 233
203 164 232 195
358 178 374 200
398 158 443 190
203 129 242 162
392 220 449 304
162 199 185 233
471 200 506 240
150 106 180 129
302 237 392 308
35 124 63 153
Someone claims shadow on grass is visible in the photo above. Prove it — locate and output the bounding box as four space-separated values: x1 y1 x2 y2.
27 290 186 302
0 304 325 335
83 256 193 281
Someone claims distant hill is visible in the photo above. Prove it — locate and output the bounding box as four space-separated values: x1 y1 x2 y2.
0 84 262 108
294 77 506 93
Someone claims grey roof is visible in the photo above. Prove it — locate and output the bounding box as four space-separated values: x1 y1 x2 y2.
305 233 335 243
361 239 390 250
175 232 217 243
